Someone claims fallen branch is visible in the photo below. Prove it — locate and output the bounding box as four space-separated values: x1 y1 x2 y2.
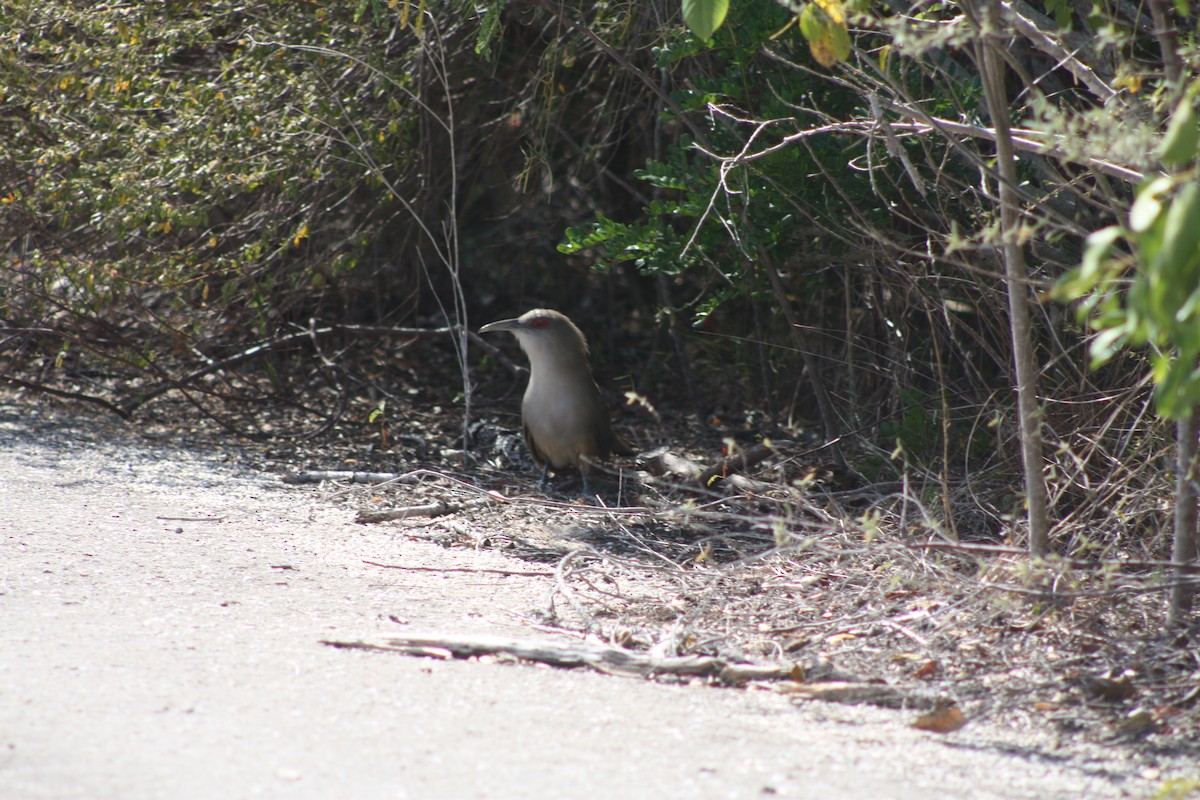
282 470 423 485
779 681 940 709
639 441 792 488
363 560 554 577
322 633 797 683
1 374 131 418
356 496 495 523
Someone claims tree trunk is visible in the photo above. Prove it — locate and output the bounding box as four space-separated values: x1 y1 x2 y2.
975 0 1051 556
1169 410 1198 627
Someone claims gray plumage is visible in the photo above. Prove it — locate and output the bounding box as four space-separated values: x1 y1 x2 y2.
480 308 632 493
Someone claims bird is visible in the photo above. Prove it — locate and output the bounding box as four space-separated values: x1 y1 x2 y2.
479 308 633 495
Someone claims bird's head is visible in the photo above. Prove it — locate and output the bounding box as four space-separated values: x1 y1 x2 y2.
479 309 590 368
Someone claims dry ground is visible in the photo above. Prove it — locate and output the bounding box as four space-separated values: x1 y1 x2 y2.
3 368 1199 799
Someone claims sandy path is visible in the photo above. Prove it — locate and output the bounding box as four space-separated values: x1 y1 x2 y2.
0 404 1158 799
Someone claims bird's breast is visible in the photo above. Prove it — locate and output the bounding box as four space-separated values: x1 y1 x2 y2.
522 368 605 468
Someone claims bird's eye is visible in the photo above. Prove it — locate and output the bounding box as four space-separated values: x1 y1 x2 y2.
529 318 550 329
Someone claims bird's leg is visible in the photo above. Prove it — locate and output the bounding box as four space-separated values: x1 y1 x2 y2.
537 462 551 492
579 469 596 498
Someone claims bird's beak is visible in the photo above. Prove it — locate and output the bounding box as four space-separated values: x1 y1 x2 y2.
479 318 523 334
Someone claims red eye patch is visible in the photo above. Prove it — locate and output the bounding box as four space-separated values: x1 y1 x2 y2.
529 317 550 329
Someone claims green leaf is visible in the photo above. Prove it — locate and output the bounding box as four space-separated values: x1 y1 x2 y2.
475 0 508 58
1044 0 1073 28
1157 182 1200 296
1088 325 1129 368
1054 227 1122 302
1079 226 1122 283
1174 286 1200 327
682 0 729 41
1152 356 1200 420
1160 100 1199 168
1130 176 1172 233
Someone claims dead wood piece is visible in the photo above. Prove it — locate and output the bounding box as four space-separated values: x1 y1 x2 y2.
363 560 554 577
639 447 705 480
779 681 939 709
282 470 419 485
723 474 775 494
639 441 793 490
321 633 796 682
355 496 493 524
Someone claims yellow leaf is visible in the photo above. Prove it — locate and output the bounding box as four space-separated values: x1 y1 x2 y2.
809 39 837 67
1114 68 1142 94
799 0 851 68
813 0 845 24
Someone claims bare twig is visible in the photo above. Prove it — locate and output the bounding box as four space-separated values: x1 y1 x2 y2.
356 496 495 523
322 632 797 682
363 561 554 577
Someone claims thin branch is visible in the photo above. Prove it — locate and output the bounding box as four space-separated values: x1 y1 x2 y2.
976 0 1051 556
363 560 555 577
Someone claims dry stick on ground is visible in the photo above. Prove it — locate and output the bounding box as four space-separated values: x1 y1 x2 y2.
322 637 942 708
355 496 496 524
321 633 796 683
282 470 424 485
638 442 790 488
363 560 555 578
0 374 129 418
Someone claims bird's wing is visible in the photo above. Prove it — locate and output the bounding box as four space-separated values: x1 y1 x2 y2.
590 388 634 458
